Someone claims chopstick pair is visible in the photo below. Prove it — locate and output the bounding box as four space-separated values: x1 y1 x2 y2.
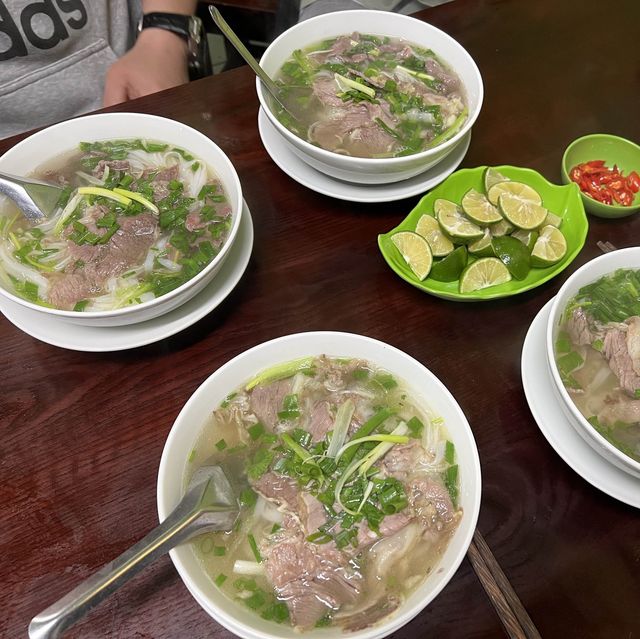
467 530 542 639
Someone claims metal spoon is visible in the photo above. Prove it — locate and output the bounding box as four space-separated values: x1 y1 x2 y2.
28 465 239 639
0 171 65 223
209 6 299 122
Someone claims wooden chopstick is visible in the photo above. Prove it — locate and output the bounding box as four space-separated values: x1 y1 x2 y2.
467 530 542 639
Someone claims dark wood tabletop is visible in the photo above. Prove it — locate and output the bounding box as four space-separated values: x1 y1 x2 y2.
1 0 639 637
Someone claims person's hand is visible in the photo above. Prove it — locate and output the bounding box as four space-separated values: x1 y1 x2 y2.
103 28 189 106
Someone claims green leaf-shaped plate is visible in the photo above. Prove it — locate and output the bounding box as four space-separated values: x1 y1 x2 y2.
378 165 588 301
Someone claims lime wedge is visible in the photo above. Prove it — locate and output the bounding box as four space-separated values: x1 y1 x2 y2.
492 235 531 280
461 188 503 225
484 167 511 192
511 228 539 251
488 218 514 237
530 225 567 267
459 257 512 293
468 228 494 256
498 193 548 230
488 181 542 206
543 210 562 228
429 246 468 282
391 231 433 280
435 198 484 242
415 214 454 257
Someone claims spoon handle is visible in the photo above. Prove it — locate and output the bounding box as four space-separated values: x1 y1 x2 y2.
28 502 200 639
208 7 282 100
29 481 238 639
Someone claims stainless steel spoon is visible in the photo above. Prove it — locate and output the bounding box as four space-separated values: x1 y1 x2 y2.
28 465 239 639
0 171 65 223
209 6 299 122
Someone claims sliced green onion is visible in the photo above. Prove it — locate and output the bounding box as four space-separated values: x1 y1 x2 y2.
358 422 408 477
334 434 409 464
426 108 468 149
214 573 227 587
245 590 267 610
113 187 159 213
77 186 132 206
245 356 315 391
240 488 258 508
247 533 262 563
396 65 435 81
326 399 355 458
357 480 375 513
334 72 376 98
340 407 395 465
247 422 265 440
445 440 455 464
281 433 315 465
306 530 333 544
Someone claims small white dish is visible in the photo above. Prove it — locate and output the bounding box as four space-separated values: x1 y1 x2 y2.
0 203 254 352
521 299 640 508
258 108 471 203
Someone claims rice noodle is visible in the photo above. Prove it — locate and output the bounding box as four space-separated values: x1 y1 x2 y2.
75 170 104 186
254 496 284 524
0 241 49 293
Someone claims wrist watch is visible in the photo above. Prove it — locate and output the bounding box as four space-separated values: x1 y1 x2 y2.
138 12 211 79
139 12 201 53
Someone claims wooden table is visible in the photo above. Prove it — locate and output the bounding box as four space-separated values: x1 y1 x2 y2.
1 0 639 637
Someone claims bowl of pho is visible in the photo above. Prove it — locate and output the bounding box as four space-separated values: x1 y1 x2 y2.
547 247 640 478
0 113 242 326
257 10 483 186
158 331 481 639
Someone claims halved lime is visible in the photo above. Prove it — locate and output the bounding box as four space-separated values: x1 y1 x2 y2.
484 167 510 192
498 193 548 230
459 257 512 293
429 246 468 282
415 214 454 257
492 235 531 280
543 210 562 228
488 181 543 206
468 228 494 256
435 198 484 242
391 231 433 280
511 228 539 251
488 218 514 237
461 188 503 225
530 225 567 267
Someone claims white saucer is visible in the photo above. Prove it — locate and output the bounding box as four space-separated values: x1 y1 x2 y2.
0 203 254 352
521 299 640 508
257 108 471 203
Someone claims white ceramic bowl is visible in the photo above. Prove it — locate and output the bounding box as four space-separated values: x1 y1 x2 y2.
158 331 482 639
546 247 640 478
257 10 483 185
0 113 243 326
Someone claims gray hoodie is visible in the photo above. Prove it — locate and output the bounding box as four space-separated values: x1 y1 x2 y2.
0 0 140 139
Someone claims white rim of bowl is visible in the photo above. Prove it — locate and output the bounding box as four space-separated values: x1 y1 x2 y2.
257 10 484 165
0 113 243 319
546 248 640 474
157 330 482 638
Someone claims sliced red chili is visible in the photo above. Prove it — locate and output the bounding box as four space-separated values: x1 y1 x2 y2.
569 160 639 207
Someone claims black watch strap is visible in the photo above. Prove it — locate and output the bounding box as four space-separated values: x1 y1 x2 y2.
140 12 191 41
